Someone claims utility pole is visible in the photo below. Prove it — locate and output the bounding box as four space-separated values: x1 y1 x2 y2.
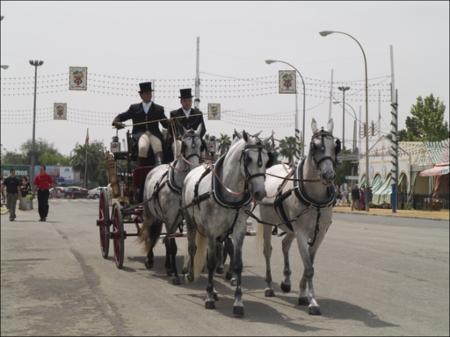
194 37 200 109
390 89 399 213
338 86 350 150
29 60 44 183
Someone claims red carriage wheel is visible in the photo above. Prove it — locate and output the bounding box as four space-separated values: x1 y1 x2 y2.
98 189 110 259
111 201 125 269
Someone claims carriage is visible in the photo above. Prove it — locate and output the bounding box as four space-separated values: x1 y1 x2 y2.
96 129 189 269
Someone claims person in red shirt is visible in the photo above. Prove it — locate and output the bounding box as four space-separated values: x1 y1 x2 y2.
33 165 54 222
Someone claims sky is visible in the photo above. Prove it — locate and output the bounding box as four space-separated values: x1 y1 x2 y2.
1 1 449 156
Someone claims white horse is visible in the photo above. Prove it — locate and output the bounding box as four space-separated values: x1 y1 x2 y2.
139 125 203 285
182 131 271 317
255 118 340 315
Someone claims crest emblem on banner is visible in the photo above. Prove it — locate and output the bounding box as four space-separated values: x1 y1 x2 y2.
69 66 88 90
53 103 67 120
208 103 221 120
278 70 296 94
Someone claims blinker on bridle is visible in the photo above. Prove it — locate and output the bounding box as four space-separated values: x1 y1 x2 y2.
310 129 341 169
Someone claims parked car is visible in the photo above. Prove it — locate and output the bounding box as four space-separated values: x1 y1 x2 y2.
87 187 102 199
50 187 66 199
64 186 88 199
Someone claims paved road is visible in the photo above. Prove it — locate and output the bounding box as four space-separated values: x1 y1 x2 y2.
1 199 449 336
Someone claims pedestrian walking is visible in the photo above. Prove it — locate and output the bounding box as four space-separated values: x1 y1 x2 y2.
3 169 21 221
351 184 360 211
33 165 54 222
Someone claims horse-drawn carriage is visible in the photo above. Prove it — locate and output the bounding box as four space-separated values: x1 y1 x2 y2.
96 128 183 269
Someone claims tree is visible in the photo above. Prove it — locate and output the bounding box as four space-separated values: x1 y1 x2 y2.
20 138 70 165
218 133 231 155
70 141 108 187
279 136 298 166
399 94 448 141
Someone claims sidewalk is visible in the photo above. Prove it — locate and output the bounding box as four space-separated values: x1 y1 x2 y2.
334 205 449 221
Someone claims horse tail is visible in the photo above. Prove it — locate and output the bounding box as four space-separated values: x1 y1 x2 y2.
193 231 207 280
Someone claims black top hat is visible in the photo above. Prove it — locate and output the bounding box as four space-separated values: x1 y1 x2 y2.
139 82 153 93
179 88 193 99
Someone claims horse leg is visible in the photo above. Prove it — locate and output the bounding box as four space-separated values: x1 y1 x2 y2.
224 236 235 285
263 224 275 297
280 232 295 293
296 234 321 315
169 238 181 285
232 230 245 317
164 238 172 276
205 238 217 309
215 241 225 274
145 220 163 269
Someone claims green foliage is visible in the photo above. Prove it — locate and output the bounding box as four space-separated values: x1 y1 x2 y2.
1 138 70 166
279 136 299 165
218 133 231 155
70 141 108 187
399 94 448 141
335 149 354 185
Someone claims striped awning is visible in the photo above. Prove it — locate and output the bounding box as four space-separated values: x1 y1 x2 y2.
419 163 450 177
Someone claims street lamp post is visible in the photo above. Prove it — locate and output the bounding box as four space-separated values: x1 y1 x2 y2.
29 60 44 183
265 59 306 159
338 86 350 150
333 100 358 152
320 30 370 211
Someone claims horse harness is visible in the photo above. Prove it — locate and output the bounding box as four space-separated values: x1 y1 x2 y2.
184 143 267 242
247 129 340 246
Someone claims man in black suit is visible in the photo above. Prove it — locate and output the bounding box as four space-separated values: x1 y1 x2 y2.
112 82 169 165
169 88 207 156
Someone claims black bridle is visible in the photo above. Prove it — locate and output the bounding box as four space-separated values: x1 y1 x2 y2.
309 129 341 169
181 132 201 161
240 143 267 183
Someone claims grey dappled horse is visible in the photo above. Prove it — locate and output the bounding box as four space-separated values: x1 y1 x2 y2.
182 131 270 317
255 118 340 315
139 125 203 285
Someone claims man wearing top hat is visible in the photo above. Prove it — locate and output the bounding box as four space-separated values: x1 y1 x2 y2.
170 88 207 156
112 82 169 166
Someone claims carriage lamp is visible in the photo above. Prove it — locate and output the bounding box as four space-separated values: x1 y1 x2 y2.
110 136 121 153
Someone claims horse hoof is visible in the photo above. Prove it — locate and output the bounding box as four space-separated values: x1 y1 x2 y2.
233 306 244 318
187 274 194 283
225 272 233 281
230 278 237 287
280 282 291 293
144 260 153 270
298 297 309 306
308 305 321 316
172 277 181 286
205 301 215 310
264 288 275 297
181 266 188 274
216 266 224 274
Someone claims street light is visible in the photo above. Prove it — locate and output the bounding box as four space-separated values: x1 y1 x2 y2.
29 60 44 183
338 86 350 150
333 100 358 152
320 30 370 211
0 65 9 70
265 59 306 159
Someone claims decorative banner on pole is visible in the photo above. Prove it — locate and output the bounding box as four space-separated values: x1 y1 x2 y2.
53 103 67 120
207 103 221 120
69 66 88 90
278 70 296 94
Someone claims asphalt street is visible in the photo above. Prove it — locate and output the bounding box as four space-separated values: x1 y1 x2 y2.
1 199 449 336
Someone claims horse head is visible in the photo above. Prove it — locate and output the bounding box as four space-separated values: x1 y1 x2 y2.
309 118 341 186
180 124 203 167
238 130 271 201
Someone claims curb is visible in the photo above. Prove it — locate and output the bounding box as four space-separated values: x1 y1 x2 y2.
334 209 449 222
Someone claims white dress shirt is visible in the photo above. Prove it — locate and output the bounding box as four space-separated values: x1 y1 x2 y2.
142 101 152 114
182 108 191 118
